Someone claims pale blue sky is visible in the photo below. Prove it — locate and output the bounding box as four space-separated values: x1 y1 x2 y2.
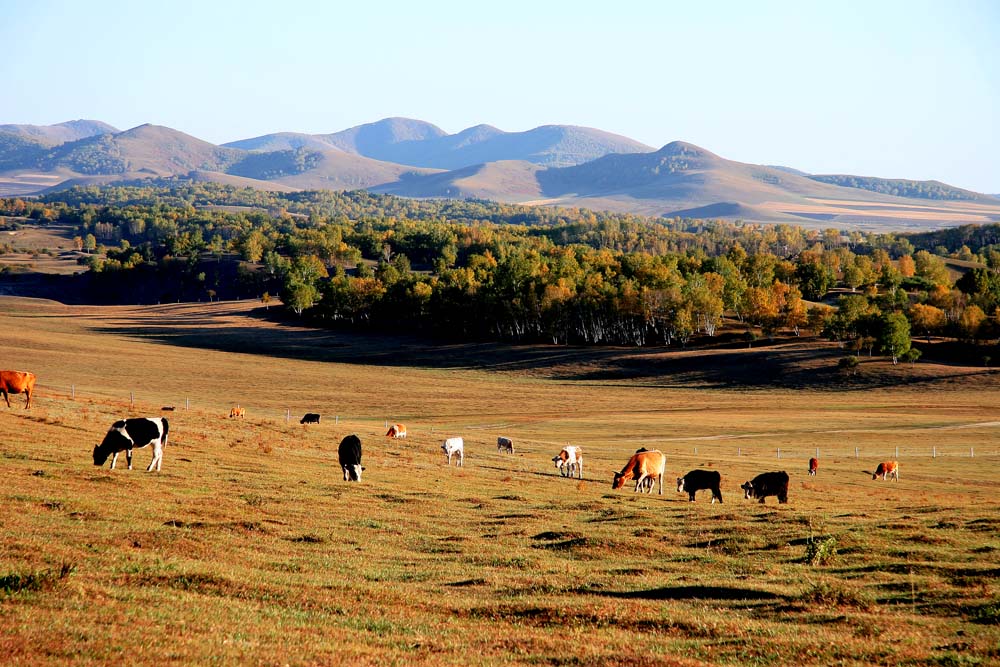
2 0 998 191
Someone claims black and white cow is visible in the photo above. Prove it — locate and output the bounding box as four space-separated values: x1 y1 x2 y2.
300 413 321 424
677 469 723 503
338 434 363 482
741 471 789 504
93 417 169 471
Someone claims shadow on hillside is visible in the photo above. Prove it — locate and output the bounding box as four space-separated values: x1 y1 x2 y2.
591 585 782 601
84 306 1000 391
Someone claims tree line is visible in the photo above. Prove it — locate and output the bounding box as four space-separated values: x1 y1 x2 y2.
2 184 1000 360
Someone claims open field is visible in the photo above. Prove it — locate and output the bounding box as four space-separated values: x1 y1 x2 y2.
1 297 998 666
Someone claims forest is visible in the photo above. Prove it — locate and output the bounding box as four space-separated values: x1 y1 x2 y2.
3 183 1000 360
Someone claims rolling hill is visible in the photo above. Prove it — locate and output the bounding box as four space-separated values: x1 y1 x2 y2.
2 118 999 228
227 117 654 169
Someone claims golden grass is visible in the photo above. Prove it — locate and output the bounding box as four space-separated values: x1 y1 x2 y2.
1 297 998 665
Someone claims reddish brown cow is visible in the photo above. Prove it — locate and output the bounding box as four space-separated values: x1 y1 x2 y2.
385 423 407 439
612 449 666 494
872 461 899 481
808 457 818 476
0 370 35 409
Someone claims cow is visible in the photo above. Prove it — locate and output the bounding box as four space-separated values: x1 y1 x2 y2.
385 423 407 438
872 461 899 481
93 417 169 472
442 437 464 466
808 457 819 476
677 469 723 503
0 370 36 409
552 446 583 479
612 449 666 494
497 436 514 454
741 471 789 504
338 434 363 482
229 406 245 419
300 413 321 424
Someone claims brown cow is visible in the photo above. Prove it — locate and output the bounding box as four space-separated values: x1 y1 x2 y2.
386 423 407 439
872 461 899 481
229 406 245 419
0 370 35 409
808 457 818 476
612 449 666 494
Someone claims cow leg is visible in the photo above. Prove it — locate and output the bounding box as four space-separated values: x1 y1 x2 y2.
458 451 463 467
634 474 648 492
658 476 663 495
778 493 788 504
126 449 133 470
24 389 31 409
147 442 162 472
758 496 765 504
110 451 119 470
1 391 9 408
342 465 349 481
577 461 583 480
688 491 696 502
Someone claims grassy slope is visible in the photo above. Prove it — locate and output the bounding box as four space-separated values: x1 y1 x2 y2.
0 298 998 666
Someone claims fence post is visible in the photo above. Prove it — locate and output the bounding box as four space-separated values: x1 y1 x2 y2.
336 415 339 425
895 446 899 459
737 447 741 457
933 446 937 458
694 446 698 456
971 447 974 458
385 420 388 429
130 391 134 409
815 447 819 460
777 448 781 459
286 409 290 423
71 384 75 400
185 397 189 410
855 447 859 459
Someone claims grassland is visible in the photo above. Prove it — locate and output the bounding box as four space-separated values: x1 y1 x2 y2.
1 297 998 666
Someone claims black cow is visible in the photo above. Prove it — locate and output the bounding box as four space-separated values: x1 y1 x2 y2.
741 471 789 504
338 434 364 482
677 469 723 503
93 417 169 471
300 413 321 424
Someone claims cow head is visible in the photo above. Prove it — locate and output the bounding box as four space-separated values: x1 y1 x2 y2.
612 472 627 490
552 450 568 469
343 464 364 482
741 480 754 499
93 444 109 466
676 477 686 493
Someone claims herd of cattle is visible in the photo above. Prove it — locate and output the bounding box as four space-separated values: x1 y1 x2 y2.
2 369 903 501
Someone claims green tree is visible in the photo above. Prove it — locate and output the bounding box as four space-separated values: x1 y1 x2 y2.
877 312 911 364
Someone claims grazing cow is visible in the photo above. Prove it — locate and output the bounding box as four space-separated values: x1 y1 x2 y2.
0 370 36 409
677 469 723 503
612 449 666 494
497 436 514 454
872 461 899 481
741 471 789 504
552 446 583 479
385 423 407 438
809 457 819 476
300 413 321 424
93 417 169 471
229 406 245 419
338 434 364 482
442 437 464 466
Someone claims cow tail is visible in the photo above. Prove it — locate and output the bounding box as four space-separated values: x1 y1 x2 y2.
162 418 169 446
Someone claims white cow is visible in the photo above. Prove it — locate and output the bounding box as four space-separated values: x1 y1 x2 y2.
552 446 583 479
442 437 464 466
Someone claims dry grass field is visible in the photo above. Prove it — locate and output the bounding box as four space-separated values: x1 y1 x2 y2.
1 297 998 666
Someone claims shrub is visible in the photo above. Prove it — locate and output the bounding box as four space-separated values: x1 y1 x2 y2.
805 535 838 566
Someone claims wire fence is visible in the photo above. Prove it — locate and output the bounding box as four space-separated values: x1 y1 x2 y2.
27 381 1000 461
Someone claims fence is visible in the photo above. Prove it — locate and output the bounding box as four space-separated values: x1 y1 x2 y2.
24 381 1000 460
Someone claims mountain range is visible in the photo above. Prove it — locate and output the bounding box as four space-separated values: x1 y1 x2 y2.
1 118 998 228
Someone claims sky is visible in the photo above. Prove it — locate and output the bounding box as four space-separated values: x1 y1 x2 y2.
2 0 998 192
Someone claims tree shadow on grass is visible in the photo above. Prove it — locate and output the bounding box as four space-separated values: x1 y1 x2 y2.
590 585 783 601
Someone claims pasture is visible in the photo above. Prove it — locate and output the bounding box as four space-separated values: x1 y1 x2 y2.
1 297 998 666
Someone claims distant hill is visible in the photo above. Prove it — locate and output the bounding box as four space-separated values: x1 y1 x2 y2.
3 117 999 229
808 174 994 201
0 119 118 146
222 132 344 153
227 117 654 170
